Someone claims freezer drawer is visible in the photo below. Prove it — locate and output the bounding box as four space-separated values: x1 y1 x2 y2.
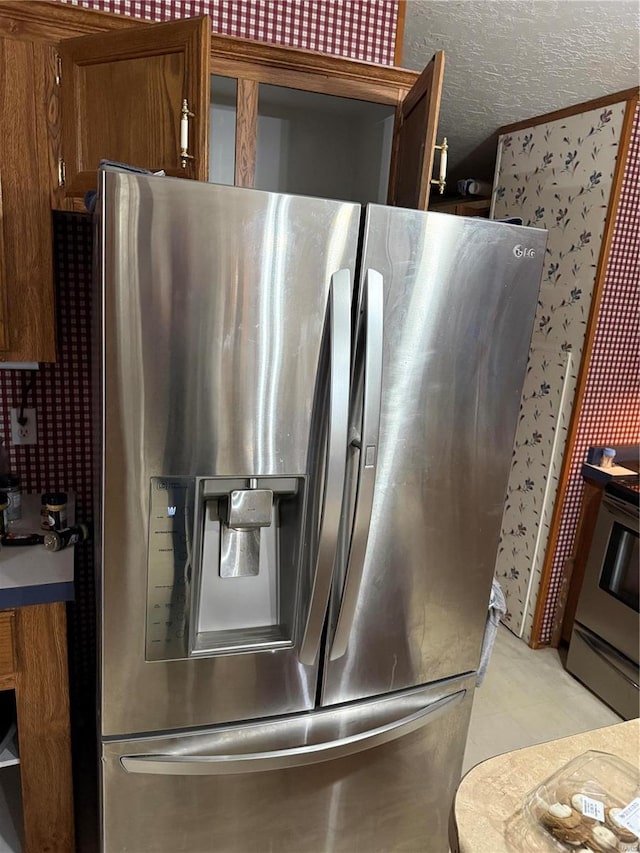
102 674 474 853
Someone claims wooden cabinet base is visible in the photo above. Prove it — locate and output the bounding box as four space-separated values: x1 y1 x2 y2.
12 603 74 853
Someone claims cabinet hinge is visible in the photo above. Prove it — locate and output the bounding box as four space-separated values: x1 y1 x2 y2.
57 158 66 189
55 54 62 85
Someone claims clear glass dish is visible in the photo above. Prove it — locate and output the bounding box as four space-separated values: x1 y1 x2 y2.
523 750 640 852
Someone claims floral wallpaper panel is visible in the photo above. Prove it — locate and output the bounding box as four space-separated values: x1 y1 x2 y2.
491 101 626 641
543 104 640 644
496 346 572 633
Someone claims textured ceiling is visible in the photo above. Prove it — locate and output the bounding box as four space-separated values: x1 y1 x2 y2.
402 0 640 183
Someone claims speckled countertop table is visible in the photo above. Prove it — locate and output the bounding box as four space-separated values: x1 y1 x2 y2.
451 719 639 852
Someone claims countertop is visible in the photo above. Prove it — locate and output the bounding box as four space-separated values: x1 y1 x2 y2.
582 444 639 484
452 719 639 852
0 493 75 607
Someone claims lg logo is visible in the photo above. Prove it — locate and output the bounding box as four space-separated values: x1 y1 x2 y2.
513 244 536 258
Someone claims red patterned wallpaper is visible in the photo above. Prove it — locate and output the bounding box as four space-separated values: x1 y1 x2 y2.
539 103 640 644
0 214 96 700
56 0 400 65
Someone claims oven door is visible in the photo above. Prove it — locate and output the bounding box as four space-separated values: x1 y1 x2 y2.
574 492 639 664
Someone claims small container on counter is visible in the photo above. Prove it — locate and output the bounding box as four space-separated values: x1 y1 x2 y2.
600 447 616 469
41 492 68 531
43 523 89 552
522 750 639 853
0 475 21 522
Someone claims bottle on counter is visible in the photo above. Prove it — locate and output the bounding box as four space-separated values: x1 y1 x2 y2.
0 442 9 477
43 523 89 552
0 492 8 538
41 492 68 531
600 448 616 469
0 474 21 522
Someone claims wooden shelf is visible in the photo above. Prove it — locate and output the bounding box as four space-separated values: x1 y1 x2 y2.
429 196 491 217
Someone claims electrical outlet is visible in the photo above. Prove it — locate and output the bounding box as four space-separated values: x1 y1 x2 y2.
10 408 37 446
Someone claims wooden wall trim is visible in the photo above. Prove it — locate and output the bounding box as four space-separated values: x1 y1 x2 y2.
394 0 407 66
0 0 137 41
498 87 640 136
209 33 418 90
529 94 639 649
558 479 604 645
210 59 408 104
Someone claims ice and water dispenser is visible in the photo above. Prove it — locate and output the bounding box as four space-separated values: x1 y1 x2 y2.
145 475 304 661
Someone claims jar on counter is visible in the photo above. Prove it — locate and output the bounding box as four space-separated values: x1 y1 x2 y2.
44 523 88 552
0 475 21 522
41 492 68 531
0 492 8 537
600 448 616 469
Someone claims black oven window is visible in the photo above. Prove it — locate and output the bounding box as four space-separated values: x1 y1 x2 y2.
599 522 640 612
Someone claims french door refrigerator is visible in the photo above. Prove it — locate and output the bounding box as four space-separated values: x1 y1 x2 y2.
94 169 546 852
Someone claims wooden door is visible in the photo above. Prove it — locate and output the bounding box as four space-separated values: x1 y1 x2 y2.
59 17 210 196
0 37 56 362
387 51 445 210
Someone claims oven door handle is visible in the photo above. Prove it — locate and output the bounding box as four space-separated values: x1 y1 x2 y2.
574 625 640 690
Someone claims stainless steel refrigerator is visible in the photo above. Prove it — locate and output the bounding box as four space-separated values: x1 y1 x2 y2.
94 169 547 852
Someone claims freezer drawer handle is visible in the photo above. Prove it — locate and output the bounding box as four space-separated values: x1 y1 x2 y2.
330 269 384 661
119 689 465 776
574 625 640 690
299 270 352 666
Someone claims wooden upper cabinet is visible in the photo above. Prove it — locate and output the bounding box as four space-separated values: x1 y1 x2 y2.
0 36 56 362
387 51 445 210
58 16 211 196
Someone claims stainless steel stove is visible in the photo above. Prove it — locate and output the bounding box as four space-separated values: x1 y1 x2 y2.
567 479 639 719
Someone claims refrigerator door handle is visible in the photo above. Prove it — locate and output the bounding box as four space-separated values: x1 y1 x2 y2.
329 269 384 661
299 269 352 666
119 688 465 775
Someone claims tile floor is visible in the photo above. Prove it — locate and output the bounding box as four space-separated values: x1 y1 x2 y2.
462 624 623 774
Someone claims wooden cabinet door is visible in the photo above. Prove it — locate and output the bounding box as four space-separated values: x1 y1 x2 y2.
59 16 210 196
0 37 56 362
387 51 445 210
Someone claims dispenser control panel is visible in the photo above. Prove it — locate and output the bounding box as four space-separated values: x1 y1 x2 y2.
145 477 194 661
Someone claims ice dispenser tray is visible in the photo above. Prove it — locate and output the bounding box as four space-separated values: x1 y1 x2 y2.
145 475 304 661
